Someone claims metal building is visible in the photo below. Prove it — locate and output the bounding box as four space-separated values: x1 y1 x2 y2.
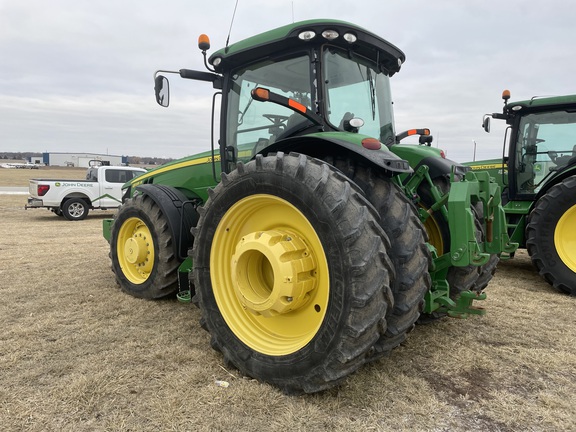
40 152 128 167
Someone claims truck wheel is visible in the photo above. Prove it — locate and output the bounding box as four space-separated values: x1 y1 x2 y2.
62 198 89 221
192 152 394 394
323 157 431 357
526 176 576 295
110 193 179 299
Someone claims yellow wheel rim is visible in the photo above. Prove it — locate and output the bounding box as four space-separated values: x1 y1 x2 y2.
210 194 329 356
555 203 576 272
421 206 445 255
116 217 155 284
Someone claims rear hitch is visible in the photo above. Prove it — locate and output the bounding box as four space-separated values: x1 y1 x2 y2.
443 290 486 319
424 248 487 319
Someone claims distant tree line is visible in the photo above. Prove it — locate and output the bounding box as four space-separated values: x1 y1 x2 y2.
1 152 41 160
127 156 175 165
1 152 174 166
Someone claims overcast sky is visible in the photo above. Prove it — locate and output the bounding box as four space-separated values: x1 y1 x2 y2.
1 0 575 162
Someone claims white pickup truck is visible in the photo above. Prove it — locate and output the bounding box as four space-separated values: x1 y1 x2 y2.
25 165 147 221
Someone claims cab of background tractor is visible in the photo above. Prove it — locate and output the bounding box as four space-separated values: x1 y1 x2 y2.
482 90 576 200
473 90 576 295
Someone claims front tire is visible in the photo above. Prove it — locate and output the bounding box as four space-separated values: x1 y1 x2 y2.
110 193 180 299
192 153 394 393
526 176 576 295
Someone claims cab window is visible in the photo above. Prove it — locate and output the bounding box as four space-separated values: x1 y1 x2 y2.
323 47 395 145
515 111 576 194
226 54 312 166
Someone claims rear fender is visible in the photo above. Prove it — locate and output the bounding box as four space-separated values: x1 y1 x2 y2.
534 166 576 202
389 144 460 179
134 184 200 260
413 156 468 181
259 135 412 177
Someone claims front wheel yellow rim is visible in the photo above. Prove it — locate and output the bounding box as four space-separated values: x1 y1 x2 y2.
116 217 155 284
555 203 576 272
210 194 329 356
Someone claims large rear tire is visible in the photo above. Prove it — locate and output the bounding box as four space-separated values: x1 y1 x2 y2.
323 157 431 357
191 153 394 393
110 193 180 299
526 176 576 295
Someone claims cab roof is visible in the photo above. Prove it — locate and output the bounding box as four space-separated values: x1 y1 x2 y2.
506 94 576 113
208 19 406 76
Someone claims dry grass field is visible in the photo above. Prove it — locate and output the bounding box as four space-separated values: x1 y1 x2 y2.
1 167 575 431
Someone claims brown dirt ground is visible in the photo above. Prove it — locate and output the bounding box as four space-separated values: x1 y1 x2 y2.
1 167 575 431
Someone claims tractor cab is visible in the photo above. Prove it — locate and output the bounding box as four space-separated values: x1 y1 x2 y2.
510 109 576 197
473 91 576 295
483 91 576 200
154 20 408 175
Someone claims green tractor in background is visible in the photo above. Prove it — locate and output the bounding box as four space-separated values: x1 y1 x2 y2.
467 90 576 295
103 20 515 393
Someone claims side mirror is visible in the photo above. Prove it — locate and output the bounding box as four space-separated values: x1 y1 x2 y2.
154 75 170 107
482 116 491 133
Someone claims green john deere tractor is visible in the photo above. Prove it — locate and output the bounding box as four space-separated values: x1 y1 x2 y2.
103 20 516 393
468 90 576 295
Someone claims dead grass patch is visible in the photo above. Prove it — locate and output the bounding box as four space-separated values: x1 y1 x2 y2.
1 168 575 431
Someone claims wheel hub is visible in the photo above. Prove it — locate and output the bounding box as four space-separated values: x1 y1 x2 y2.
231 229 317 317
116 217 155 284
69 203 84 217
124 235 148 265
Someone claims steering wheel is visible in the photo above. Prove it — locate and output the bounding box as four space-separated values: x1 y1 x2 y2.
548 151 559 163
263 114 289 126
